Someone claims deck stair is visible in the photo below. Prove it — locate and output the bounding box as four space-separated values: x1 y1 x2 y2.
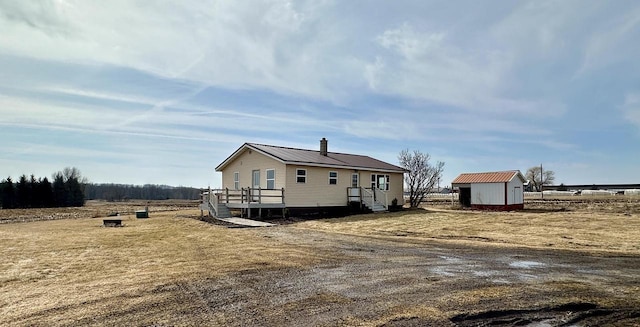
204 198 231 218
213 203 231 218
361 188 387 212
365 201 386 212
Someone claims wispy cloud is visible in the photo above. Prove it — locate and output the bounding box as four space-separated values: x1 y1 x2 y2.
367 23 506 109
579 5 640 74
1 0 639 186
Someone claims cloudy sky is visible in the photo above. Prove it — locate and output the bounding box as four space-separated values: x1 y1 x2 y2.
1 0 639 188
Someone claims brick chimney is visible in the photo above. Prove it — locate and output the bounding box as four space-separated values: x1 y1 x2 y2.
320 138 328 156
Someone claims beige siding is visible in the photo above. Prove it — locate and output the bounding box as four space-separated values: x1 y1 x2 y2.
387 172 405 206
358 170 404 206
284 166 352 207
285 166 404 207
219 149 405 207
220 149 286 191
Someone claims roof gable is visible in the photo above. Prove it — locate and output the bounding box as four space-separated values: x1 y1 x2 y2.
452 170 525 184
216 143 407 173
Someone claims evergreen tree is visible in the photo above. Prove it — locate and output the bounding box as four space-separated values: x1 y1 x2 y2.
0 169 88 209
0 177 16 209
66 176 84 207
16 175 29 208
29 175 37 207
39 177 55 208
53 173 67 207
52 167 87 207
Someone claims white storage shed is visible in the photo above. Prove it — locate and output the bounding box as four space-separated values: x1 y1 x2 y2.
452 170 526 211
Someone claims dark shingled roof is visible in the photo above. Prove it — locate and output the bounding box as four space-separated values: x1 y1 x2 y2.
216 143 407 173
452 170 525 185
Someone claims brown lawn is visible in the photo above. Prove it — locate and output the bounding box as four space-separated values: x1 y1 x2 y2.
0 209 320 326
295 207 640 254
1 199 639 325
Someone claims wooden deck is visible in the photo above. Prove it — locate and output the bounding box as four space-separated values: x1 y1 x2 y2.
202 187 389 218
202 187 286 218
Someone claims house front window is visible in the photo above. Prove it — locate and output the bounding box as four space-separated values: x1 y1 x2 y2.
233 172 239 190
329 171 338 185
371 174 390 191
266 169 275 189
296 169 306 183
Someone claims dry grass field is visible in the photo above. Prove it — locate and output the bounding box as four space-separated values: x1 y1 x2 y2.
0 205 321 326
295 206 640 254
1 199 639 326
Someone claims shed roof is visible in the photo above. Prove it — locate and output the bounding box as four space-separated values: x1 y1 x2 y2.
452 170 525 185
216 143 407 173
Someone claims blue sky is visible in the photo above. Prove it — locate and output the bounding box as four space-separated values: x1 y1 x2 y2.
1 1 639 188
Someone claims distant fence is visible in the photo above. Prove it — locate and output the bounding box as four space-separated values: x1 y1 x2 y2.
422 190 640 202
526 190 640 199
403 193 459 203
525 191 578 199
427 193 458 199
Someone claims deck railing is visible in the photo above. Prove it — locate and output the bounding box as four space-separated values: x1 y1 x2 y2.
204 187 285 205
360 187 375 209
201 189 219 216
374 188 388 210
347 187 362 203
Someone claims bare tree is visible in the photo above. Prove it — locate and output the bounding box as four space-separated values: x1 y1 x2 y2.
61 167 89 184
525 166 555 192
398 149 444 208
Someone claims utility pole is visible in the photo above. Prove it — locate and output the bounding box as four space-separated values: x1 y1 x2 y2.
540 163 544 200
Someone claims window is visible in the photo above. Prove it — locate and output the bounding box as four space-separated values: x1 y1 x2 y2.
266 169 275 189
371 174 390 191
379 174 389 191
233 172 239 190
252 170 260 189
296 169 306 183
329 171 338 185
351 173 359 188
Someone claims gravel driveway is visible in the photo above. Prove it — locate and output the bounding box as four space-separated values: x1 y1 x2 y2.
158 226 640 326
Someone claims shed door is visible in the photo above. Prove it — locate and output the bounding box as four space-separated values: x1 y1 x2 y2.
513 186 522 204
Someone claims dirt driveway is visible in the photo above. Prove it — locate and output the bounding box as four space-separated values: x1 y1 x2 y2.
155 226 640 326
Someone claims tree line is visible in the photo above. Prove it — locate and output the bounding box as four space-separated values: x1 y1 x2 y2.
0 167 86 209
1 166 201 209
84 184 200 201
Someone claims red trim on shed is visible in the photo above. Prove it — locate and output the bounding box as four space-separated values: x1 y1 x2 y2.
471 204 524 211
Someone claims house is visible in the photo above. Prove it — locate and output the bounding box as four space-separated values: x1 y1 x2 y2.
205 138 407 218
451 170 525 211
